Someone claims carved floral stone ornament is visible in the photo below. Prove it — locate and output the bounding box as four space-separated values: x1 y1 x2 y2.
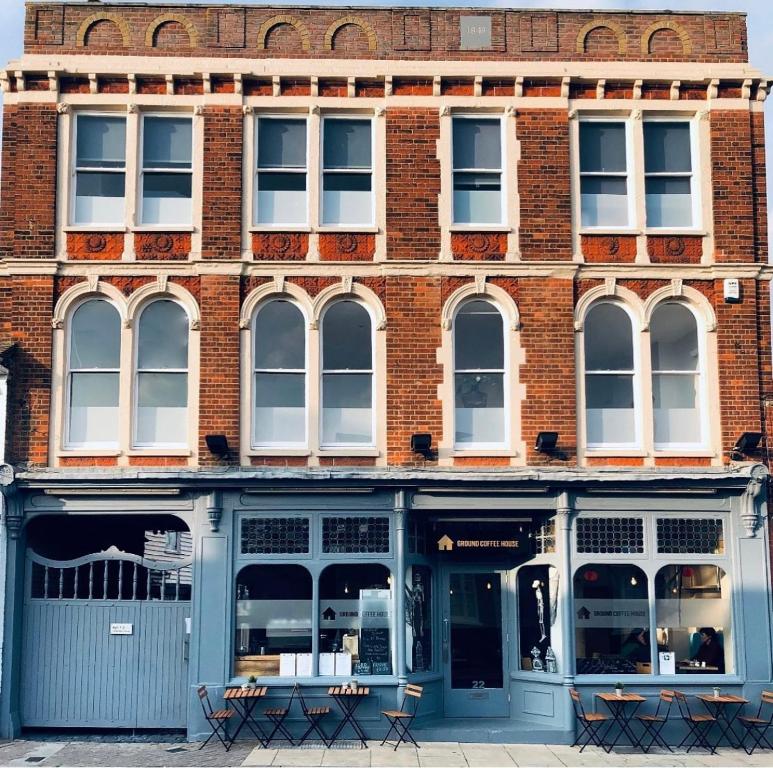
86 234 107 253
337 233 359 254
269 233 292 253
666 236 686 257
153 234 174 253
740 464 768 538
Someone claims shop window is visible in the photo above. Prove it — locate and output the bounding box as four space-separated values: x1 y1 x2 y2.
533 518 556 554
241 517 310 555
234 564 312 678
655 564 731 674
255 116 308 225
140 115 193 225
644 121 694 228
321 516 390 554
66 299 121 449
656 518 724 555
406 566 432 672
134 300 189 447
319 564 393 675
518 565 558 673
579 121 629 227
452 116 503 225
453 300 506 447
576 517 644 554
574 564 650 675
252 299 307 447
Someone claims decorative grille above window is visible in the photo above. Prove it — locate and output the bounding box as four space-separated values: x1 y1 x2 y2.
656 518 724 555
533 518 556 554
576 517 644 554
322 516 390 554
241 517 310 555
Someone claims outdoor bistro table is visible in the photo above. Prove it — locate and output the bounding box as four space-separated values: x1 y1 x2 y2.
696 693 749 750
328 686 370 748
223 686 269 747
596 692 646 751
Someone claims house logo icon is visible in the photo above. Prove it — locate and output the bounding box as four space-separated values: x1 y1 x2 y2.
577 606 591 620
322 607 336 621
437 535 454 551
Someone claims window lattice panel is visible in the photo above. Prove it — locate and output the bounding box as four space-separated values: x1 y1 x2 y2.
656 518 724 555
534 518 556 554
240 517 310 555
322 516 390 554
576 517 644 554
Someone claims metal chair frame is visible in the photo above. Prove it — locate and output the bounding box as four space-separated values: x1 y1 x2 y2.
381 684 423 750
674 690 717 754
569 688 610 753
294 683 331 747
197 685 234 752
634 690 674 753
738 691 773 755
263 685 296 746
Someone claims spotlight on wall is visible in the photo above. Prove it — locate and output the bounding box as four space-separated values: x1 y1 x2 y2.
205 434 232 460
730 431 762 461
535 431 559 454
411 433 435 460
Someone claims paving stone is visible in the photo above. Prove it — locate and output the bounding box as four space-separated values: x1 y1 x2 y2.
369 746 420 766
272 748 325 766
241 747 278 766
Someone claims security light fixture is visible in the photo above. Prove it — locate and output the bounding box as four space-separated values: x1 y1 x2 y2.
730 431 762 461
535 431 559 454
411 433 434 459
205 434 231 460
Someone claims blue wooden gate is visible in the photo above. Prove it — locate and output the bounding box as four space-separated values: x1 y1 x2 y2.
21 546 192 728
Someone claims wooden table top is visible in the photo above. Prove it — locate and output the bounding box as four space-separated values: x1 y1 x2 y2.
596 692 646 703
224 686 268 700
328 686 370 697
696 694 749 705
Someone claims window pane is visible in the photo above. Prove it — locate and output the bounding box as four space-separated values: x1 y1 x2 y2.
322 374 372 444
574 564 650 675
586 374 635 445
518 565 559 673
76 116 126 168
319 564 393 675
645 177 692 227
651 303 698 371
235 564 312 678
455 373 504 444
70 300 120 369
584 304 633 370
580 176 628 227
452 118 501 169
143 117 192 169
406 565 433 673
655 565 731 674
254 300 305 369
653 373 700 445
69 372 119 446
644 123 691 173
453 173 502 224
322 175 372 225
136 372 187 445
580 123 626 173
257 173 307 225
323 302 371 370
455 301 504 370
141 173 192 225
323 119 371 169
74 172 125 224
138 301 189 369
258 118 306 168
254 373 305 445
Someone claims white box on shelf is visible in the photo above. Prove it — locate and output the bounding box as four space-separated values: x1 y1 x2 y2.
279 653 297 676
335 652 352 676
296 653 313 676
319 652 336 676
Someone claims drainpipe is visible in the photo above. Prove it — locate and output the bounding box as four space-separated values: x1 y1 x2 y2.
394 489 408 700
557 491 575 730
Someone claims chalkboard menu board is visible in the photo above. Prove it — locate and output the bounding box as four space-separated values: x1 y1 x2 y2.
353 661 372 675
360 628 390 674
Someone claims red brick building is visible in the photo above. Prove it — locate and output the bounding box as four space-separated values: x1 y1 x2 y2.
0 1 770 743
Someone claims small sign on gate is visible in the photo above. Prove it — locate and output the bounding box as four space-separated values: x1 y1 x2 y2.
110 622 133 635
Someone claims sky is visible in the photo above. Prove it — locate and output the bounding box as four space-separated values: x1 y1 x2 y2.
0 0 771 237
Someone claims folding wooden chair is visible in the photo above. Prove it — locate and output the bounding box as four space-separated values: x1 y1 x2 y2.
569 688 610 753
673 690 717 754
295 683 331 747
634 690 674 753
738 691 773 755
381 684 423 750
197 685 234 751
263 686 296 746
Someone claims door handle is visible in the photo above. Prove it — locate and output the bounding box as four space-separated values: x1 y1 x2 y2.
442 618 449 663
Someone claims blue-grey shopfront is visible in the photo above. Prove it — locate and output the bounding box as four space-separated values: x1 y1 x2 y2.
0 464 771 743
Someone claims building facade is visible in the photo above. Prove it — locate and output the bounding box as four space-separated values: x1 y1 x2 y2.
0 0 771 743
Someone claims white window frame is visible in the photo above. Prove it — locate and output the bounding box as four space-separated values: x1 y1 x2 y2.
251 298 309 450
320 115 375 227
452 297 510 451
451 113 506 227
319 298 376 450
138 112 194 227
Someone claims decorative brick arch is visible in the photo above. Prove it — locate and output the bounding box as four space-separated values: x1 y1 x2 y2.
323 16 378 52
641 20 692 56
145 13 200 48
575 19 627 55
76 12 131 48
257 15 311 51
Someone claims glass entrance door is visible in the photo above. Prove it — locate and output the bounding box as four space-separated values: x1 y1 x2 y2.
442 570 508 718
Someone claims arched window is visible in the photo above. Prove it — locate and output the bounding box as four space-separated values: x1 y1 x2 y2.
584 302 637 447
253 300 307 447
66 299 121 448
650 303 702 448
134 300 189 447
321 300 373 446
454 299 506 447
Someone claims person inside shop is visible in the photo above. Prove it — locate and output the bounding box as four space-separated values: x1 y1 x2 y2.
620 628 650 663
691 627 725 673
